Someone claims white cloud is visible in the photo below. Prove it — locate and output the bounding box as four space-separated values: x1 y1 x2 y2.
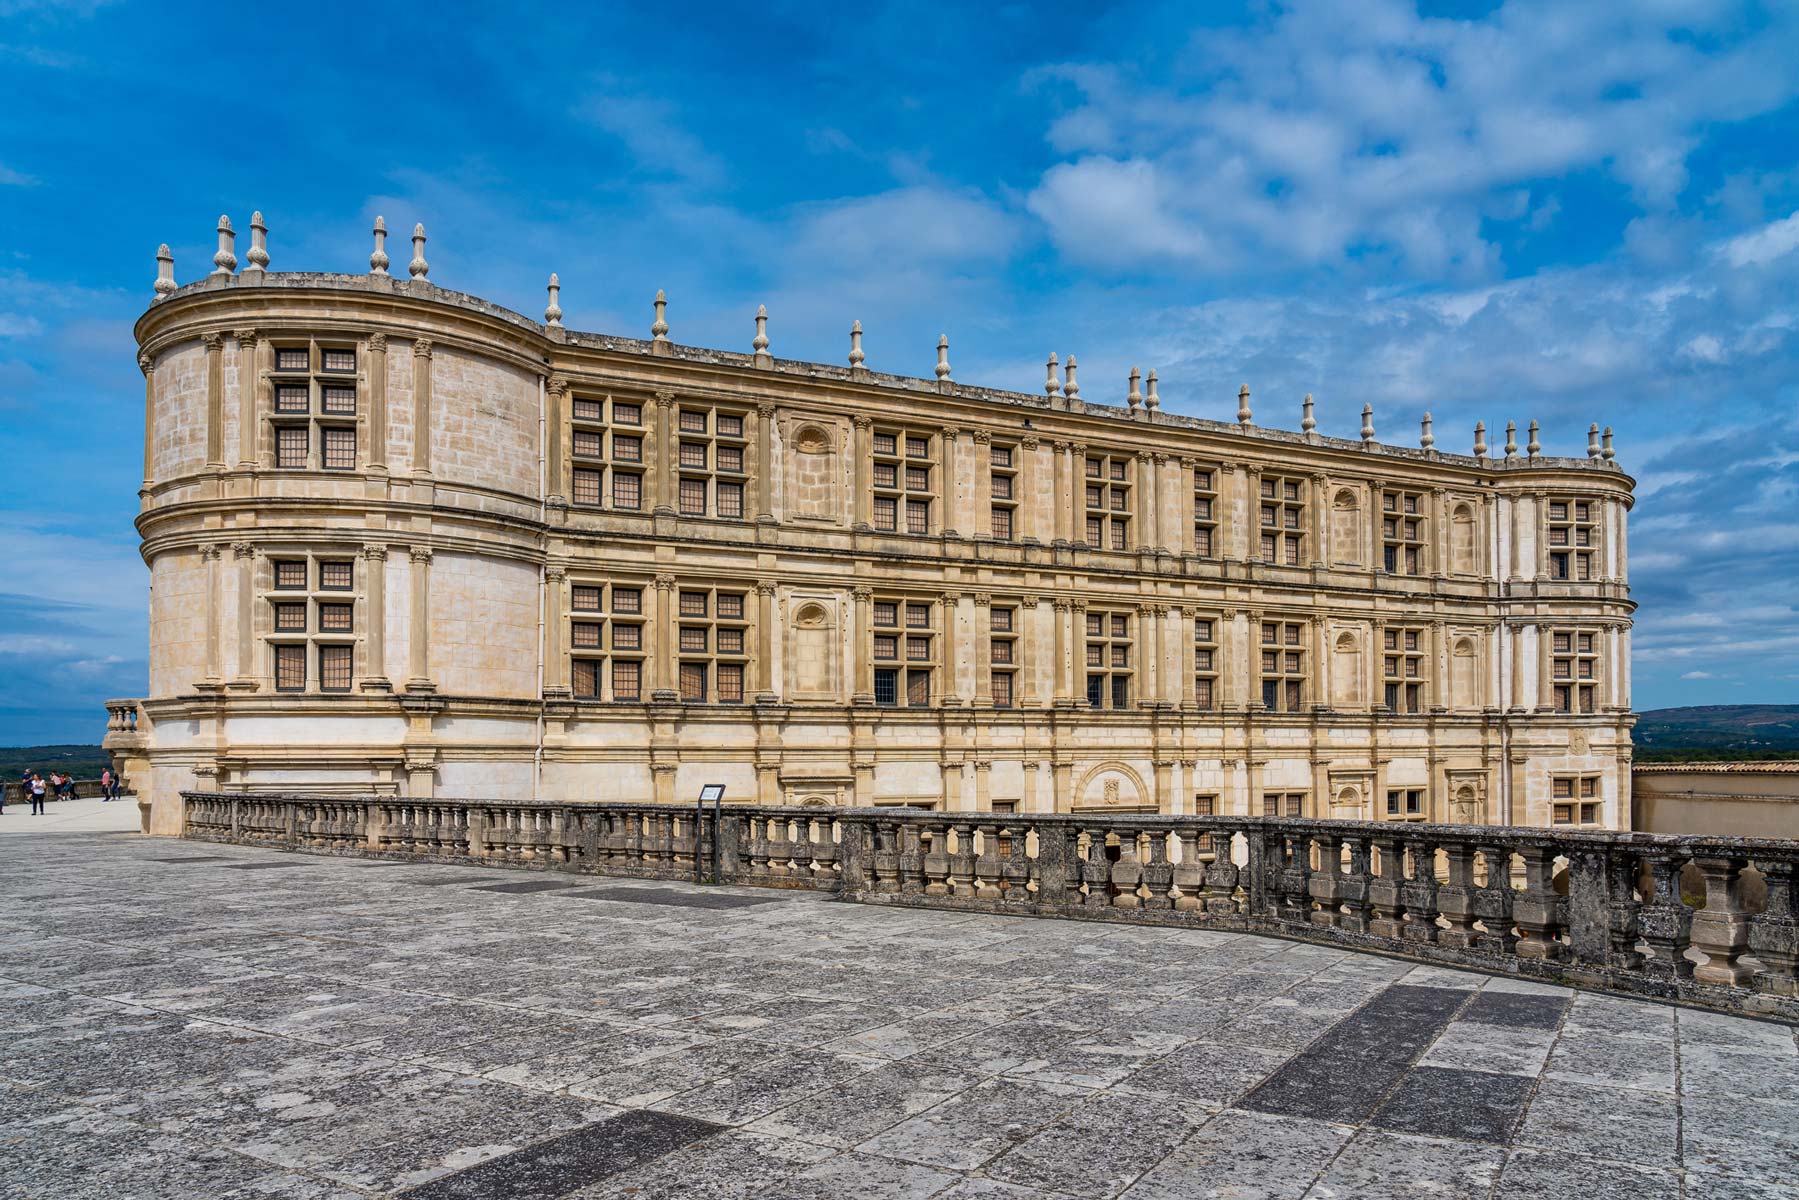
1680 671 1715 680
1024 2 1799 280
0 163 37 186
1719 211 1799 268
572 80 726 187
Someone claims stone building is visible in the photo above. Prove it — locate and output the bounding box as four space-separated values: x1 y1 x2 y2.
115 215 1637 835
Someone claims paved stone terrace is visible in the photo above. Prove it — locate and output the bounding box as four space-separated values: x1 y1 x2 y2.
4 834 1797 1200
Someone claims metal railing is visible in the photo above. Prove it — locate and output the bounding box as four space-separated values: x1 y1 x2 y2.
182 792 1799 1020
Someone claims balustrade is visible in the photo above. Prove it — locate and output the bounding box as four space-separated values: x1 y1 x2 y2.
179 791 1799 1020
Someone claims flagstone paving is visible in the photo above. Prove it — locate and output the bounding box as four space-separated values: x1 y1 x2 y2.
2 833 1795 1198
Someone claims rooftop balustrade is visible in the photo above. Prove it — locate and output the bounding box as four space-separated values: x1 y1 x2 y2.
182 792 1798 1021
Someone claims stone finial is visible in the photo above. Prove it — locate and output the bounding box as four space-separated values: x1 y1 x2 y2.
1063 354 1079 399
1602 426 1615 462
244 211 269 276
935 334 951 380
1127 366 1143 411
211 215 237 276
651 289 669 342
370 216 390 275
1301 393 1316 434
1587 422 1601 459
408 223 428 280
1421 411 1434 450
1146 368 1160 411
1505 420 1518 458
1045 352 1061 397
848 320 865 370
1527 419 1541 458
753 304 770 353
1361 402 1375 445
153 243 176 300
545 274 563 327
1237 383 1252 425
1474 421 1488 458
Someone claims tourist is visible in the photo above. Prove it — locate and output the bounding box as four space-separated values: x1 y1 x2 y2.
101 767 115 802
29 773 47 815
57 773 75 802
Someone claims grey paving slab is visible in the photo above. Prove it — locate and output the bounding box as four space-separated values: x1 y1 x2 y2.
2 833 1795 1200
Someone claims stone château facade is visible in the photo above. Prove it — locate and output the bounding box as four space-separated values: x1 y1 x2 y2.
118 215 1637 836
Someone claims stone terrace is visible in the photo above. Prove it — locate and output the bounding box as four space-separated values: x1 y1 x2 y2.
3 833 1796 1200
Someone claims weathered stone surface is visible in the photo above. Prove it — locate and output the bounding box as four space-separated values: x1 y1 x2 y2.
4 833 1797 1199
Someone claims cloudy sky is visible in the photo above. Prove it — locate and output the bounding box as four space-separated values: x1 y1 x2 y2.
1 0 1796 743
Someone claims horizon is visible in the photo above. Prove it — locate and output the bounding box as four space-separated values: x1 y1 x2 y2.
3 1 1798 742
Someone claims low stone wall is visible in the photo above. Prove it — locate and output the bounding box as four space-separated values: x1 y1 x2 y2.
2 778 118 805
181 792 1799 1021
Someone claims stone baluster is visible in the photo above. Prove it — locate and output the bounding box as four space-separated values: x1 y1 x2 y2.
898 822 926 897
868 819 899 893
1369 835 1406 939
1750 857 1798 997
788 817 816 879
1400 837 1440 943
1689 854 1753 986
1001 821 1032 901
1474 845 1518 954
947 820 977 895
922 820 952 896
973 821 1003 899
1141 830 1174 911
1308 831 1343 927
1081 825 1113 909
1205 832 1241 915
1111 825 1144 909
1637 849 1695 980
1172 830 1205 911
1605 846 1644 971
1512 845 1569 961
1436 841 1480 948
1339 836 1372 933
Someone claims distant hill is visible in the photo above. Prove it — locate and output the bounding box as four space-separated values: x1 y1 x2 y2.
1634 705 1799 762
0 745 111 779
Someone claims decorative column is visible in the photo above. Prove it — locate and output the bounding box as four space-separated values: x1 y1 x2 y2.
941 591 963 705
1052 598 1071 704
1369 477 1387 572
974 593 993 705
361 545 390 691
1052 442 1071 545
1310 473 1327 567
1138 603 1159 705
1537 621 1554 711
653 392 676 514
652 574 677 701
200 544 223 687
1070 601 1088 704
544 376 566 504
1219 607 1238 710
356 333 383 472
1136 452 1157 550
234 330 259 470
411 340 433 476
1218 464 1239 559
405 546 435 693
973 760 992 811
1181 607 1198 710
203 333 226 469
755 403 777 523
231 542 257 690
140 355 156 494
1022 759 1041 812
755 581 779 702
1154 760 1173 815
940 426 961 537
1430 487 1447 577
1068 443 1088 544
972 431 992 540
542 566 568 698
852 416 873 529
1509 620 1527 711
1430 620 1446 710
852 586 874 704
1024 597 1046 706
1020 436 1041 543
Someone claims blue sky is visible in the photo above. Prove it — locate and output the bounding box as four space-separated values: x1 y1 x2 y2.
2 0 1797 743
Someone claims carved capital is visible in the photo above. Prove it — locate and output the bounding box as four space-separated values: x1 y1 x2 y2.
199 544 222 562
852 414 873 430
409 546 433 564
1152 452 1167 465
412 338 432 359
1052 598 1072 612
138 354 153 376
973 592 991 607
757 402 777 419
367 333 388 353
654 390 676 408
362 545 388 562
756 580 778 597
1136 449 1153 462
852 586 873 602
545 374 569 397
1020 759 1041 770
1021 435 1039 451
233 328 258 347
941 591 961 605
653 573 677 590
230 541 256 560
942 425 961 440
1070 442 1088 456
202 332 225 352
972 429 991 445
544 566 568 583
